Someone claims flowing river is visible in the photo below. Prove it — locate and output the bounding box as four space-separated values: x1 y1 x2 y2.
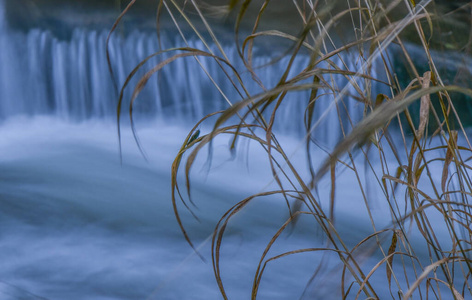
0 1 468 299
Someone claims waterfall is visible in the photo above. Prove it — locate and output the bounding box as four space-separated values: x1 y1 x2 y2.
0 4 387 146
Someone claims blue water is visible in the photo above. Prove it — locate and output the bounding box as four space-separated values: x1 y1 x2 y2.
0 118 332 299
1 116 453 299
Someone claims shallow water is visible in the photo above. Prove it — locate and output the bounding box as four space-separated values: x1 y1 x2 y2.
0 118 328 299
1 116 458 299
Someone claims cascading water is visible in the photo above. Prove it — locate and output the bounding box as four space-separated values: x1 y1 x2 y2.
0 5 383 146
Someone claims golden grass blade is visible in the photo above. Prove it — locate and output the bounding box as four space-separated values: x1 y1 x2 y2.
211 190 298 300
416 71 431 141
106 0 136 93
403 257 450 299
106 0 137 162
329 161 336 222
305 75 321 181
311 86 472 188
127 49 244 156
387 230 398 289
254 247 346 299
355 251 414 299
242 30 316 53
442 131 458 192
427 278 465 300
171 111 223 260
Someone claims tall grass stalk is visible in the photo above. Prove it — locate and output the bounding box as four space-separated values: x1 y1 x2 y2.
111 0 472 298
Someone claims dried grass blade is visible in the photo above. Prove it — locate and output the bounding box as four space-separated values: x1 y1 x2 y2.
242 30 316 53
403 258 450 299
311 86 472 187
171 111 223 259
442 130 458 192
355 251 410 299
417 71 431 140
106 0 136 162
212 190 291 300
330 161 336 222
387 231 398 289
306 75 321 180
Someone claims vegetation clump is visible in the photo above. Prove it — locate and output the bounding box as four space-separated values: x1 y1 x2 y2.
112 0 472 298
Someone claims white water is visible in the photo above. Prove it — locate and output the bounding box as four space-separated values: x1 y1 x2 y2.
2 115 459 299
0 117 363 299
0 116 404 300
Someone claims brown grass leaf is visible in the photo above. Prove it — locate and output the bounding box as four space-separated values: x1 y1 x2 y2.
403 258 450 299
417 71 431 140
441 130 458 192
386 231 398 289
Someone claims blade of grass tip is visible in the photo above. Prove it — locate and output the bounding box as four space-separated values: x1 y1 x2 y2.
339 229 392 299
117 47 200 163
155 0 165 86
183 129 201 205
403 258 450 300
330 161 336 222
393 165 404 192
212 192 283 300
107 0 136 163
355 251 412 300
129 102 149 162
233 0 253 40
230 0 276 133
417 71 431 141
170 112 225 260
173 111 221 209
252 209 343 298
255 248 345 300
187 129 200 146
156 1 163 44
183 123 261 206
183 123 261 210
170 180 206 262
387 230 398 290
442 131 458 192
430 278 465 300
171 168 205 258
128 49 237 159
305 75 321 201
235 1 271 93
246 0 269 67
264 91 295 218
